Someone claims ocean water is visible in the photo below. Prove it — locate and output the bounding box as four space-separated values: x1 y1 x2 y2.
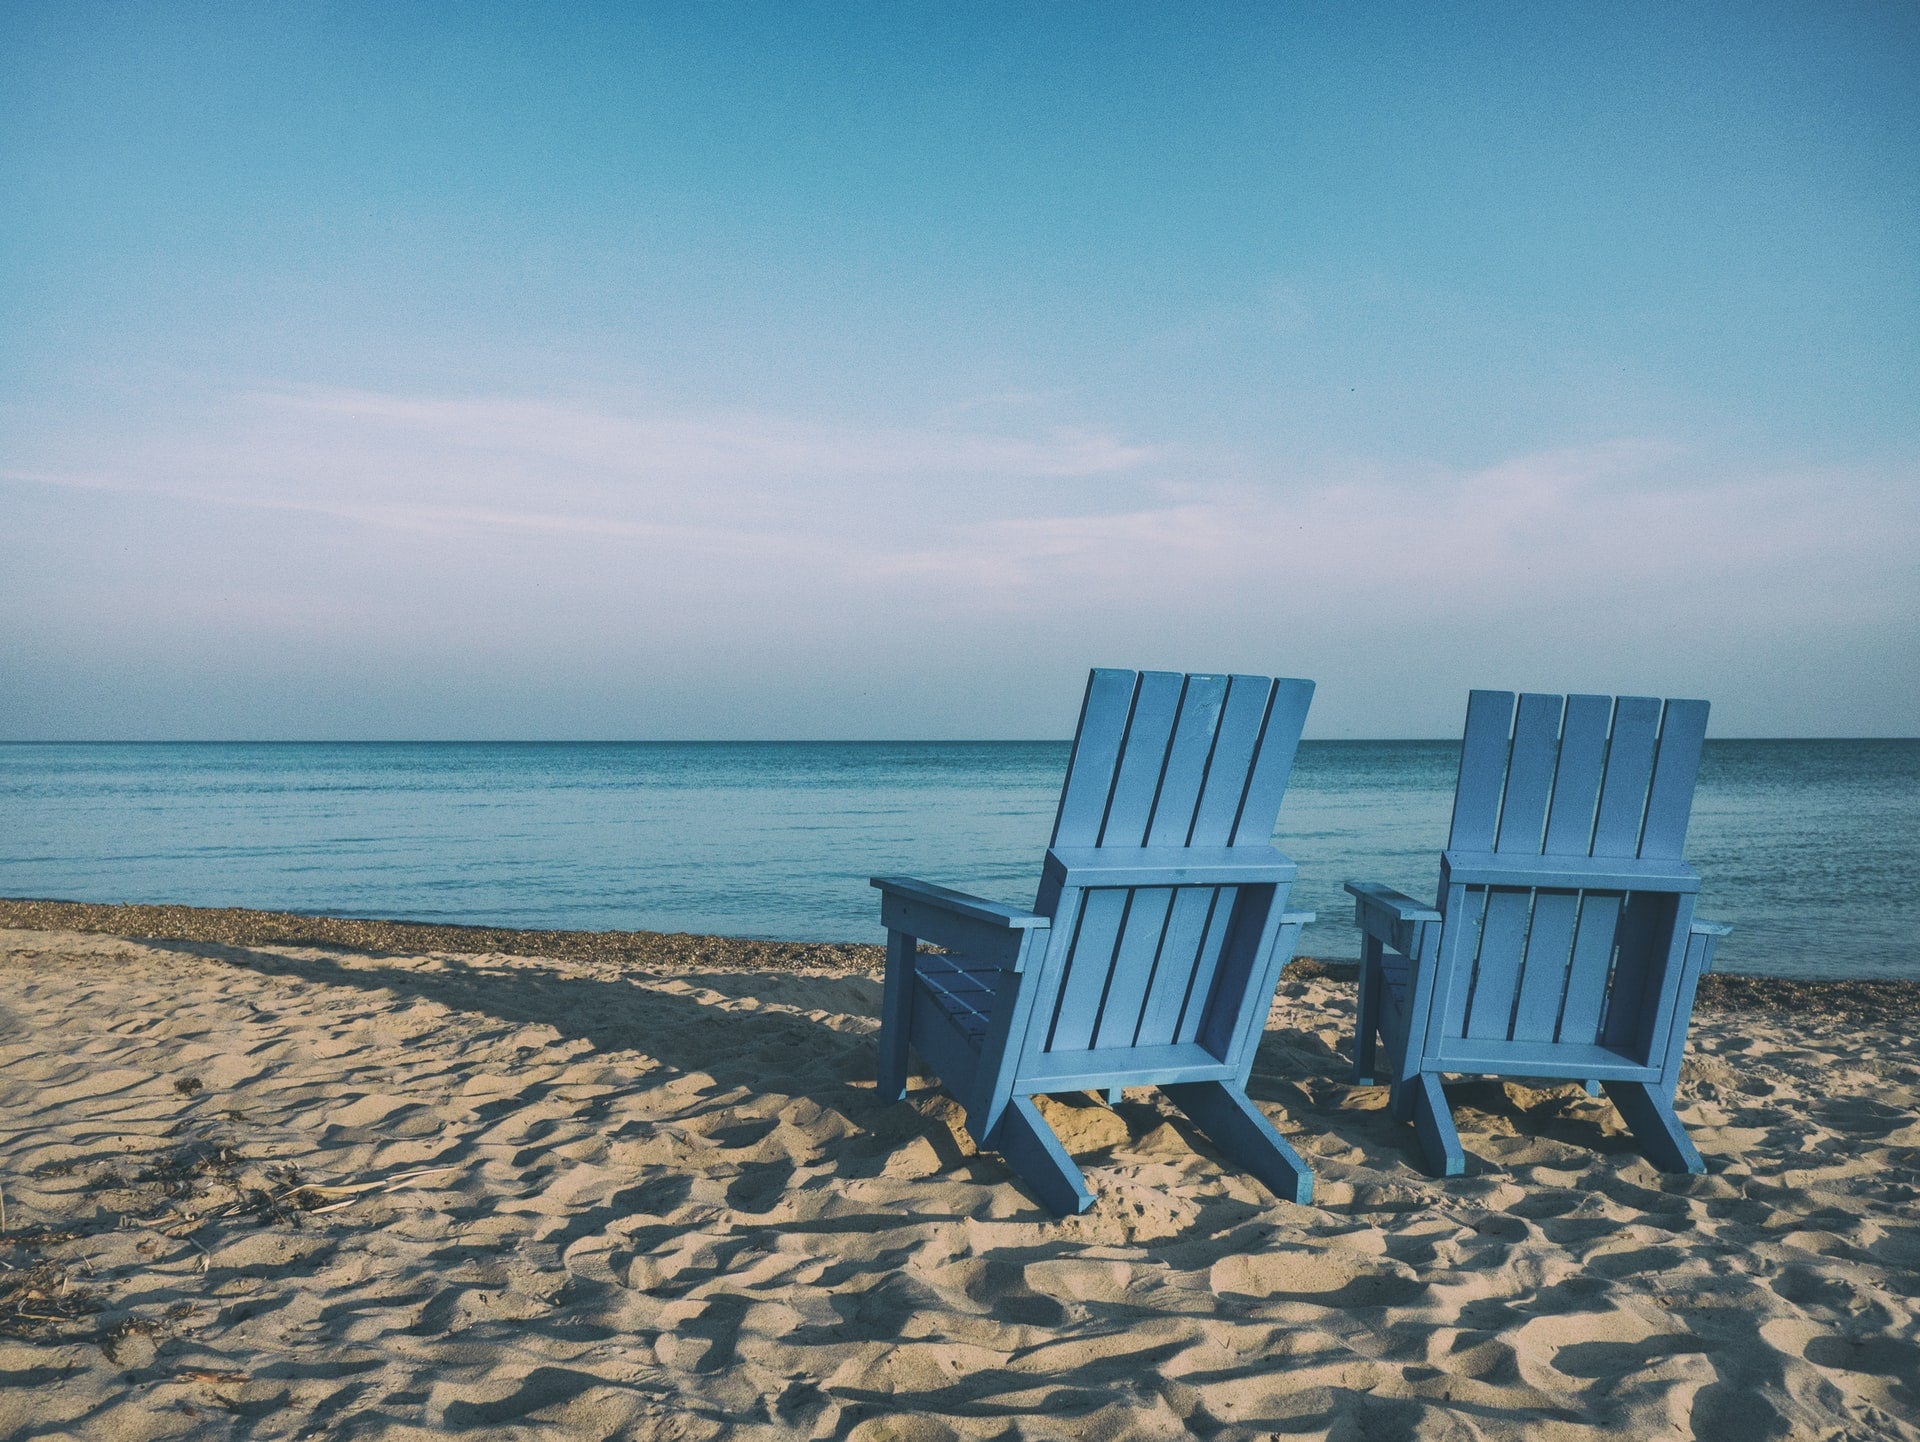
1 740 1915 981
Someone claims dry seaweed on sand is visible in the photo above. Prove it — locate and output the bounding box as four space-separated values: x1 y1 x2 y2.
0 896 882 973
30 1128 456 1252
129 1138 457 1229
0 1251 104 1343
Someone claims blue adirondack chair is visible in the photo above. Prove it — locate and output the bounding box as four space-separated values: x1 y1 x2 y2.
1347 690 1732 1177
871 668 1318 1216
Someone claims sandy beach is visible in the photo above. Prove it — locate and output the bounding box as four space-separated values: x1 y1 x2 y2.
2 902 1916 1441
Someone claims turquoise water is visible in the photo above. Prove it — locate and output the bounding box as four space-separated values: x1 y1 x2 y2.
1 740 1914 980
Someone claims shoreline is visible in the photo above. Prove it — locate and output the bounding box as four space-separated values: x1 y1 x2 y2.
0 896 881 974
4 894 1918 1020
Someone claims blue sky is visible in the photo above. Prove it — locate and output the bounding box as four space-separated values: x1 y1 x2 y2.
3 2 1915 738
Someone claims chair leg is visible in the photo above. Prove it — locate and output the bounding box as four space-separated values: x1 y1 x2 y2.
1353 938 1382 1086
1163 1081 1314 1206
1389 1072 1418 1123
994 1095 1094 1217
1101 1086 1124 1107
1603 1080 1705 1175
877 931 915 1103
1411 1073 1465 1177
1583 1080 1601 1098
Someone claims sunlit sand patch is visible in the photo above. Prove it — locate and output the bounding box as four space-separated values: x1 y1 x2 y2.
0 921 1916 1440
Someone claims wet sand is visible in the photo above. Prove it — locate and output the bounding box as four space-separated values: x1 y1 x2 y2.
2 902 1916 1440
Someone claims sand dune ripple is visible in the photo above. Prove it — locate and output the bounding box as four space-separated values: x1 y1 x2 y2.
1 928 1916 1440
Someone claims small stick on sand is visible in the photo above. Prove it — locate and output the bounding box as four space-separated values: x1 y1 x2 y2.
179 1368 248 1386
177 1234 213 1272
286 1163 462 1212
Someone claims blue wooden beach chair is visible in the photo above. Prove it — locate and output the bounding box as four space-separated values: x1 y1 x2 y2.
1347 691 1732 1177
872 668 1318 1216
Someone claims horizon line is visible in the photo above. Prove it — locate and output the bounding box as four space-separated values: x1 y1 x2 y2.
4 735 1916 746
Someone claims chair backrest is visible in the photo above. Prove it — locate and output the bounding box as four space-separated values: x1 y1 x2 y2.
1026 669 1313 1060
1047 669 1313 859
1436 691 1709 1058
1448 691 1708 861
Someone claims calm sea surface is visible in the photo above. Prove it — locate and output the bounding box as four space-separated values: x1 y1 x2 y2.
1 740 1914 981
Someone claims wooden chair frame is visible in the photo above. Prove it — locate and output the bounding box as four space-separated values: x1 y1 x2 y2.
1348 690 1731 1177
873 669 1318 1215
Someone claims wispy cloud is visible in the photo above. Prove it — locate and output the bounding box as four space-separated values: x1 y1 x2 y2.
10 391 1915 629
872 437 1920 627
251 386 1160 483
6 384 1168 563
7 376 1917 737
3 464 855 561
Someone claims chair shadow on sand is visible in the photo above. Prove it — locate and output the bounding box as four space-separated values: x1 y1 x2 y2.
1242 1012 1673 1198
141 937 993 1191
146 936 1657 1216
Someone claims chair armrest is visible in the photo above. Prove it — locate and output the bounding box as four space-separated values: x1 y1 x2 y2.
1345 881 1440 953
1688 917 1731 973
871 876 1051 970
870 876 1049 928
1344 881 1440 923
1279 911 1316 927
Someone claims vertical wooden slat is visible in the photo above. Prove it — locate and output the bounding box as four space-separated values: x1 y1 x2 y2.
1422 882 1479 1060
1447 691 1515 851
1174 887 1239 1043
1188 676 1274 844
1591 696 1662 857
1015 889 1085 1061
877 928 917 1099
1638 699 1709 860
1230 910 1311 1089
1543 695 1613 855
1050 669 1139 847
1438 887 1488 1037
1630 892 1698 1063
1653 909 1716 1088
1132 888 1218 1045
1600 892 1673 1055
1199 886 1283 1060
1092 887 1175 1048
1510 890 1579 1041
969 924 1055 1141
1557 892 1623 1044
1145 674 1229 846
1353 932 1382 1084
1495 694 1564 855
1228 677 1314 845
1464 888 1531 1039
1098 671 1186 846
1047 887 1130 1052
